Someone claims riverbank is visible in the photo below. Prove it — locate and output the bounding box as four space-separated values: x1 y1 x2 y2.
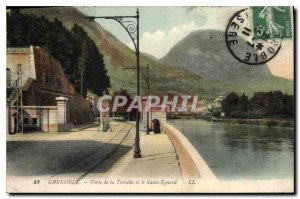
168 119 294 181
164 120 294 193
163 123 217 181
212 118 294 128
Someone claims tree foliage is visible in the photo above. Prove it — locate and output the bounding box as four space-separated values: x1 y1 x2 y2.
7 9 110 96
221 92 240 114
221 91 294 119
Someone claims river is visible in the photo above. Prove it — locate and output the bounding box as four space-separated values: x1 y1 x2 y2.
168 119 294 180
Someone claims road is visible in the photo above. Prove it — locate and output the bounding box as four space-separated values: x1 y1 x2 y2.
7 120 185 193
7 121 135 186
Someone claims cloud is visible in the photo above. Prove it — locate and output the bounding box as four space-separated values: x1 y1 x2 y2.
194 7 244 31
127 21 200 59
125 7 243 59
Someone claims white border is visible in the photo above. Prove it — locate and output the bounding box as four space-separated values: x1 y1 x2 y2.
0 0 298 198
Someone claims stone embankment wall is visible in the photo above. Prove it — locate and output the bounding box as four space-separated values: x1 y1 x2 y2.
163 123 217 181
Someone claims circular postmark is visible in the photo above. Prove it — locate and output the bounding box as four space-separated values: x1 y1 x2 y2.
225 8 282 65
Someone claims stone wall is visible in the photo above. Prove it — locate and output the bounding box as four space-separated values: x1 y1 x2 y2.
67 96 93 125
7 45 76 99
7 46 94 132
32 46 75 95
163 123 217 181
8 106 58 133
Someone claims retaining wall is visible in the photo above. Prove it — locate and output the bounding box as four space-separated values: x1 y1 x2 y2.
163 123 217 181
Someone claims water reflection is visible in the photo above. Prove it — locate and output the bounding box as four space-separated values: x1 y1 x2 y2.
169 119 294 180
222 125 294 152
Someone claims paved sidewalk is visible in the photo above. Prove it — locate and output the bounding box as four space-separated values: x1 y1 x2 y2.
107 131 182 180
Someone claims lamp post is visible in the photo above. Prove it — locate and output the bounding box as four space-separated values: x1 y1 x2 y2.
80 66 83 96
85 9 141 158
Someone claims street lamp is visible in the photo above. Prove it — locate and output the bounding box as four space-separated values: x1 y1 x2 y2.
85 9 141 158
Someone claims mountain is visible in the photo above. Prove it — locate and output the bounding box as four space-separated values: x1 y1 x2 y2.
19 7 211 96
160 29 293 93
19 7 293 98
142 52 158 61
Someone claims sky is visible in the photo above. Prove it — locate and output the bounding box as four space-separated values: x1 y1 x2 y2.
78 6 294 80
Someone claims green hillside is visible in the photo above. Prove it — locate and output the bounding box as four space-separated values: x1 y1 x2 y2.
19 7 212 96
19 7 293 98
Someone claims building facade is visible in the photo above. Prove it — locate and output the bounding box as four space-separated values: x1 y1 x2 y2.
7 46 93 133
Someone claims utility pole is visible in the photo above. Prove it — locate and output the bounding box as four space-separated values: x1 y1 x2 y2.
144 64 150 134
80 66 83 96
124 64 150 134
85 9 141 158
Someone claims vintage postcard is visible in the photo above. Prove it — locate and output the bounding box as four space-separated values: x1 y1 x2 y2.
6 6 294 193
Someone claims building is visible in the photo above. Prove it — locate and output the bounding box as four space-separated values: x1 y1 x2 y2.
141 96 170 130
7 46 93 133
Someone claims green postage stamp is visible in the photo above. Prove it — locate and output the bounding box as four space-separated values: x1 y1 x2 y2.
252 6 292 39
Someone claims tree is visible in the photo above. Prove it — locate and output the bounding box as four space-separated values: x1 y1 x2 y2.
250 91 294 118
221 92 240 117
283 94 294 117
238 93 249 112
71 24 110 96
